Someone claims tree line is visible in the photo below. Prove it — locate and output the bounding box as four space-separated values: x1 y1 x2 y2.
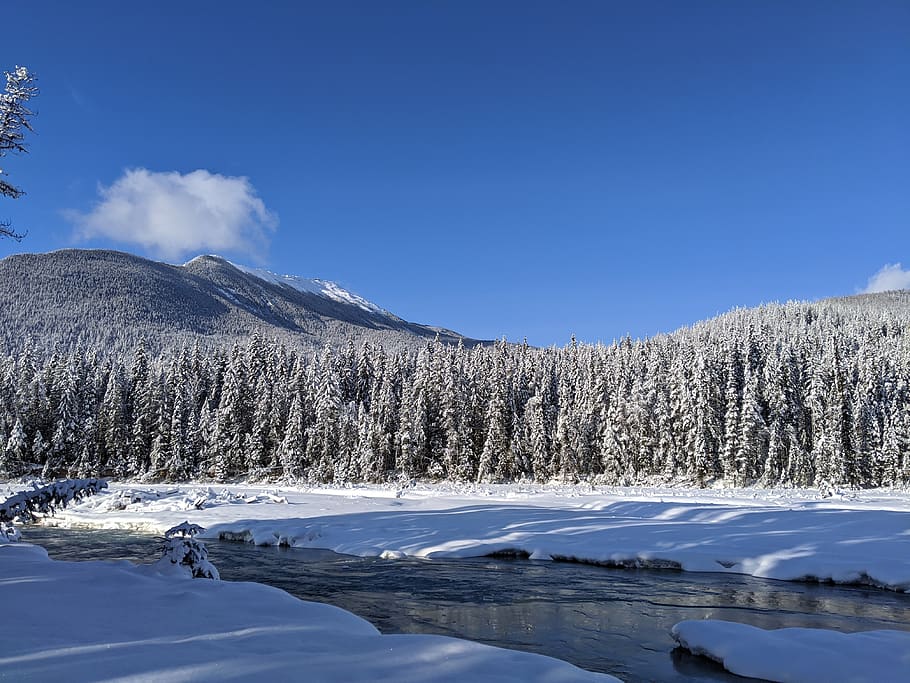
1 293 909 489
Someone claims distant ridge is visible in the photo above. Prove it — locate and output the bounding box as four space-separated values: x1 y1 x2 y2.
0 249 483 354
226 260 394 318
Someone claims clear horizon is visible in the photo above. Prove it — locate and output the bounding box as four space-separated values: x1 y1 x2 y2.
2 1 908 346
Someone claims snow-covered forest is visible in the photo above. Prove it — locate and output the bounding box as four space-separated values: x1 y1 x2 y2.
2 292 909 488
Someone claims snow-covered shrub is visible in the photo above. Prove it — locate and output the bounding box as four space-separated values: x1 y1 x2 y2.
0 520 21 542
159 521 219 579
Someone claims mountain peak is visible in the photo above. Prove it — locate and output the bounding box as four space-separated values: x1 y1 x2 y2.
228 262 393 318
183 254 229 266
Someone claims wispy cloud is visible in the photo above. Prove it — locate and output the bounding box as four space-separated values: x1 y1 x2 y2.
861 263 910 294
66 168 278 261
66 83 93 112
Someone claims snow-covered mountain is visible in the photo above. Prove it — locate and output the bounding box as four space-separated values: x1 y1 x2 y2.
0 249 479 353
226 261 393 317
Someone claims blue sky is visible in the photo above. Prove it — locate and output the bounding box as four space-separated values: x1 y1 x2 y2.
2 1 908 346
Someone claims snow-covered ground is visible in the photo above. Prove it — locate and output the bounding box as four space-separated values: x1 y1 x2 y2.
46 482 910 590
7 481 910 682
671 620 910 683
0 541 615 682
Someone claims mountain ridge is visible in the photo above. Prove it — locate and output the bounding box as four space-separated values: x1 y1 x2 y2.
0 248 482 354
224 259 397 318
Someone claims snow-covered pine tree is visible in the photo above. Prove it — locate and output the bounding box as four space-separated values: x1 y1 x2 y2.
278 391 306 480
477 350 510 483
720 347 743 484
98 362 129 477
1 416 27 477
306 347 341 482
213 346 250 479
128 342 154 477
158 521 219 579
0 65 38 240
736 365 767 486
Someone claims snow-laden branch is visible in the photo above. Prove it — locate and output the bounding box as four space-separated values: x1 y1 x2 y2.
0 478 108 524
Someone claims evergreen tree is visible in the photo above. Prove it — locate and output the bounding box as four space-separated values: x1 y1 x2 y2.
736 366 767 486
306 348 341 482
213 347 250 479
129 343 154 476
1 417 27 476
278 392 306 480
1 65 39 240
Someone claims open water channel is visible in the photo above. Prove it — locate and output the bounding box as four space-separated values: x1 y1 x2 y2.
23 526 910 682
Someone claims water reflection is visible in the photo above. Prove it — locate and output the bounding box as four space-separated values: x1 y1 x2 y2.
23 526 910 683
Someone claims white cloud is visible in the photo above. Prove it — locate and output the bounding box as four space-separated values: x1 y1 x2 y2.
67 168 277 261
861 263 910 294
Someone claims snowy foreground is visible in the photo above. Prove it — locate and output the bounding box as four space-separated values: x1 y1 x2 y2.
9 481 910 682
0 541 616 682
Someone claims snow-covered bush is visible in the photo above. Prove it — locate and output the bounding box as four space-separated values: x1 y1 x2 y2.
159 521 219 579
0 520 21 542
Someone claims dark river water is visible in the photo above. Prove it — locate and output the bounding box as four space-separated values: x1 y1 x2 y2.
23 526 910 683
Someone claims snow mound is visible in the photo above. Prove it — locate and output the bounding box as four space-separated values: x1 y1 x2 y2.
671 619 910 683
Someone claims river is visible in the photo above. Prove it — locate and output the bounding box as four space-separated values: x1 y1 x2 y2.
22 526 910 682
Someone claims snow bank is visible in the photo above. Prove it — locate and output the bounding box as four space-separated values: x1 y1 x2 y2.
0 542 616 682
51 483 910 590
671 619 910 682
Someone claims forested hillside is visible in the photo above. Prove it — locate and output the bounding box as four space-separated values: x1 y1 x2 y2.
2 290 908 488
0 249 475 354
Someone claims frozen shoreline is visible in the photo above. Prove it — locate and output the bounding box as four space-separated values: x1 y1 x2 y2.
44 481 910 591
